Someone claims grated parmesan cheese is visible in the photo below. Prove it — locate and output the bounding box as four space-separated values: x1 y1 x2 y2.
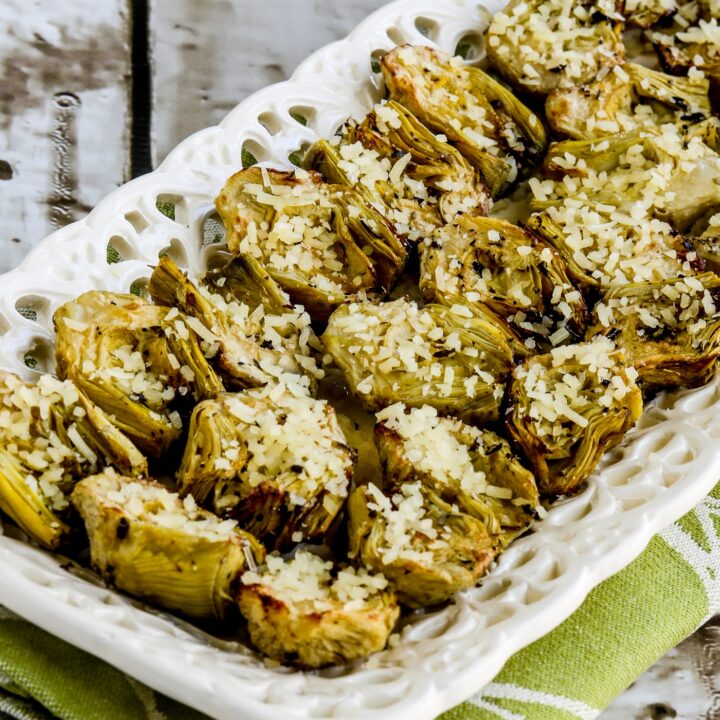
532 124 720 288
218 387 353 510
98 472 240 541
241 550 389 612
366 481 445 565
376 403 490 497
486 0 624 92
0 374 106 512
324 298 512 415
512 337 638 444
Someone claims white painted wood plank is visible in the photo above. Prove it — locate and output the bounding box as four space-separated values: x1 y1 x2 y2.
0 0 131 274
149 0 389 163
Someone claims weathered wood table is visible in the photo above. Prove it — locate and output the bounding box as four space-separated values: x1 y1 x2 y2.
0 1 716 718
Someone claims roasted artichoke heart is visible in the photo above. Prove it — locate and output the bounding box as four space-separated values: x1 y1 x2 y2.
178 387 354 547
649 2 720 78
381 45 547 195
0 372 147 549
238 550 398 667
506 337 643 495
526 126 720 290
54 291 223 457
215 167 407 321
485 0 625 95
348 481 495 608
588 272 720 390
546 63 712 140
149 255 321 391
420 216 588 348
72 471 265 619
374 403 539 546
305 100 490 243
323 298 519 424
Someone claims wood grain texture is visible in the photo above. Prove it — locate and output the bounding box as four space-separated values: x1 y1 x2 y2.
0 0 131 274
149 0 389 163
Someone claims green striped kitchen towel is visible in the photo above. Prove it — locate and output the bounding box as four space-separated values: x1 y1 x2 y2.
1 481 718 720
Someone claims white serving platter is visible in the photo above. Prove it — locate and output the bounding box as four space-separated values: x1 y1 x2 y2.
1 1 720 718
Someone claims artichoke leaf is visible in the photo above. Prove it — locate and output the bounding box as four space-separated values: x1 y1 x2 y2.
54 291 223 457
536 127 720 231
72 373 178 459
374 403 539 545
649 2 720 79
149 255 321 391
73 393 148 478
177 399 248 505
305 100 490 243
0 449 72 550
0 372 147 549
526 126 719 291
546 62 712 140
205 253 290 314
587 272 720 391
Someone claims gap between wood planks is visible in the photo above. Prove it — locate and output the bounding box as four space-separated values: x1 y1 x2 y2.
130 0 152 177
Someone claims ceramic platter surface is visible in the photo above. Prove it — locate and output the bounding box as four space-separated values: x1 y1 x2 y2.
1 1 719 718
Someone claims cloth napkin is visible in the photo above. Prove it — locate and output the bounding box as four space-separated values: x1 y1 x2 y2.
1 483 718 720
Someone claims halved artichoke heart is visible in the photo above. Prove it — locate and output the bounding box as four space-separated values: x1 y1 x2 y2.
588 272 720 390
306 100 490 244
149 255 322 391
322 298 519 425
506 337 643 495
374 403 539 548
546 63 712 140
348 480 495 608
54 291 223 457
215 167 407 322
72 471 264 619
0 372 147 549
238 550 398 667
381 45 547 196
649 2 720 78
526 127 720 290
420 216 588 349
485 0 625 95
178 387 354 547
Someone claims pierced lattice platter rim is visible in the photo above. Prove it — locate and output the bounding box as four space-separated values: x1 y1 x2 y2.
0 1 719 719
